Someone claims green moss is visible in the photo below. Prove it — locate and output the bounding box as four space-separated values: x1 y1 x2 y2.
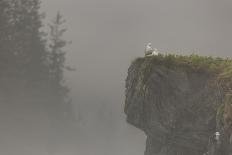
130 53 232 130
224 93 232 104
132 54 232 92
134 58 153 94
216 103 225 128
216 93 232 128
134 53 232 129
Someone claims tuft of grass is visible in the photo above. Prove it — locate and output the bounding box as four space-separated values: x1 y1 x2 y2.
133 54 232 91
131 53 232 128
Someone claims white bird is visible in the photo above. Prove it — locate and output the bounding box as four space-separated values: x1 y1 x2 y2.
151 48 159 56
215 132 220 144
145 43 159 56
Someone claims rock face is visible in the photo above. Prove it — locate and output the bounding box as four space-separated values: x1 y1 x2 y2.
125 55 232 155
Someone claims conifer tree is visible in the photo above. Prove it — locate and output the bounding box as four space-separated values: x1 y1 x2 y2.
48 12 74 121
6 0 47 83
0 0 48 98
48 12 68 93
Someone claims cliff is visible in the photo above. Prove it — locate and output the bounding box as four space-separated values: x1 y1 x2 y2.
125 54 232 155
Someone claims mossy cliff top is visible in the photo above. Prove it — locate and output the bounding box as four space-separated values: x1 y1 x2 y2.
125 54 232 155
131 54 232 91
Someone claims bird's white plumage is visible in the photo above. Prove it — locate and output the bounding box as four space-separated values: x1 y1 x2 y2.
151 49 159 56
145 43 153 52
215 132 220 141
145 43 159 56
215 132 220 145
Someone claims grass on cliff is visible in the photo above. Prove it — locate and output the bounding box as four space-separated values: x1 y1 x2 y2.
132 54 232 130
132 54 232 89
131 54 232 129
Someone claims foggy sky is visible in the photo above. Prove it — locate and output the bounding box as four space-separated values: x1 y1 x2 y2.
41 0 232 155
41 0 232 109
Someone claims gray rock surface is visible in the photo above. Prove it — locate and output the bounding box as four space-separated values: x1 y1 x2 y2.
124 57 231 155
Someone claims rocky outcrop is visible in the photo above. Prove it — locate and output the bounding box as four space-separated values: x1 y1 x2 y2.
124 55 232 155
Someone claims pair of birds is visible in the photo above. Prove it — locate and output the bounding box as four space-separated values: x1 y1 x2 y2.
144 43 159 56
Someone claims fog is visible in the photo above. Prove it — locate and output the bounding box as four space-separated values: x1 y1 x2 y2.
5 0 232 155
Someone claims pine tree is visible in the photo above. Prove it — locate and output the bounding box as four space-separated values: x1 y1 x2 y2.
0 0 13 76
48 12 69 95
48 12 74 122
7 0 48 83
0 2 77 152
0 0 50 101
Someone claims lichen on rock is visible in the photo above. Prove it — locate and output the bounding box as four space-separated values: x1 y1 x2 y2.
125 54 232 155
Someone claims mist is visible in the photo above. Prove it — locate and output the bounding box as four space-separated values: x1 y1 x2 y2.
42 0 232 154
1 0 232 155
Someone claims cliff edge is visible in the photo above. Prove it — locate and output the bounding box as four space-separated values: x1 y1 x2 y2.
125 54 232 155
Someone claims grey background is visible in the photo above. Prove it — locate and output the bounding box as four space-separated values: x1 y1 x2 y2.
41 0 232 155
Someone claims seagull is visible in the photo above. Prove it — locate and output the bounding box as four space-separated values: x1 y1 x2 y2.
145 43 159 56
215 132 220 145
